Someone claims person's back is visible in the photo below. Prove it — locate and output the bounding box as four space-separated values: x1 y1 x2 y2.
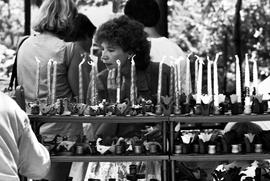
124 0 186 66
17 33 74 102
0 92 50 180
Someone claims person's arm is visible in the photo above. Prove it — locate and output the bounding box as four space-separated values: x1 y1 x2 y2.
16 107 50 179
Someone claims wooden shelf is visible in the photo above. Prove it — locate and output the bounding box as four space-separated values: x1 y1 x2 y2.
170 153 270 161
51 155 169 162
170 114 270 123
29 115 168 123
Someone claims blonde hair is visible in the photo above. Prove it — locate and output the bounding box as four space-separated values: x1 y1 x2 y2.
33 0 77 37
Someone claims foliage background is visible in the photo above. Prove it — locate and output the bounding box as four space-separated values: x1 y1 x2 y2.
1 0 270 93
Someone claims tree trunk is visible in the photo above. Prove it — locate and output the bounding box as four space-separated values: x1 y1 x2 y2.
233 0 242 72
24 0 31 35
155 0 168 37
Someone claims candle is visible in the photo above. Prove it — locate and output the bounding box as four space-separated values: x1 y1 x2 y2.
244 53 250 92
130 55 136 106
194 57 199 93
78 55 86 103
251 52 258 95
207 56 212 96
195 56 204 104
186 53 191 102
51 60 57 103
157 56 165 104
213 52 222 107
47 59 53 103
35 57 40 100
93 59 98 105
174 61 179 108
171 56 182 95
169 63 174 97
177 58 181 94
116 59 121 103
235 55 242 103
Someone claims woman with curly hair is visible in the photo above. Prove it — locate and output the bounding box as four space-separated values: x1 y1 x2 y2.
91 15 170 140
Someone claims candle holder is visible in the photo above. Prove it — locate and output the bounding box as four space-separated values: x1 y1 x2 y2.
62 98 71 116
55 98 64 115
76 103 87 116
116 100 130 116
159 96 174 116
194 104 202 115
231 102 243 115
251 95 264 114
27 101 40 115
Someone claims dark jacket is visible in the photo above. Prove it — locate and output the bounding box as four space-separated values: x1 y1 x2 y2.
91 61 171 140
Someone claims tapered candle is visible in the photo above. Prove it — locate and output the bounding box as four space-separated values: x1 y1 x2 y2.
170 56 181 95
35 57 40 100
51 60 57 103
169 62 174 97
195 56 203 104
47 59 53 103
91 60 98 105
244 53 250 95
195 57 199 93
116 59 121 103
207 56 212 96
130 55 136 106
177 58 181 94
157 56 165 104
251 52 258 95
235 55 242 103
186 53 191 102
174 61 179 108
78 55 86 103
213 52 222 107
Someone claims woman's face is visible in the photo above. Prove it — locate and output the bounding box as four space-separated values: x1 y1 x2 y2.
100 41 130 70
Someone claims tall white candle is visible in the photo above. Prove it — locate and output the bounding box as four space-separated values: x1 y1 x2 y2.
186 53 191 102
170 56 181 94
251 52 258 95
51 60 57 103
213 52 222 106
235 55 242 103
194 57 199 93
78 55 86 103
116 59 121 103
130 55 136 106
157 56 165 104
195 56 203 104
174 61 179 108
35 57 40 100
207 56 212 96
47 59 53 103
244 53 250 90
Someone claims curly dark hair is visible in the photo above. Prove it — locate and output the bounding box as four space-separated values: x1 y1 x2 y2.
124 0 160 27
94 15 151 70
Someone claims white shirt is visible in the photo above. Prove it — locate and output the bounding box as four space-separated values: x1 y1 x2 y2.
0 92 50 180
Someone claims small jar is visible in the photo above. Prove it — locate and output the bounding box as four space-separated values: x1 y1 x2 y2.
193 144 199 153
76 145 84 155
149 144 157 154
115 145 122 155
255 144 262 153
231 144 240 153
208 145 216 154
134 145 142 154
174 144 182 154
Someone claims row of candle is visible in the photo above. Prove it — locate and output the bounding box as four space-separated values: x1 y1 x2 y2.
34 51 260 110
35 57 57 104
